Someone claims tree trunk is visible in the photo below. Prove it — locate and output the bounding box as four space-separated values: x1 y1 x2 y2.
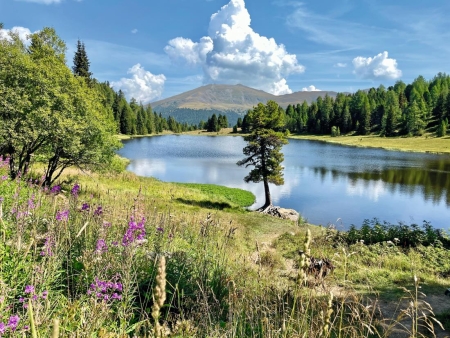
259 177 272 211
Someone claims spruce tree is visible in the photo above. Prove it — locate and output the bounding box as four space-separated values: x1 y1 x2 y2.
73 39 92 81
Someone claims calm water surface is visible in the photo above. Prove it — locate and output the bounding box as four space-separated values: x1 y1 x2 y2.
118 135 450 229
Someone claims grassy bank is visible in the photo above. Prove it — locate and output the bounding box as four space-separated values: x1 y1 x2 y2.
292 134 450 154
2 157 449 336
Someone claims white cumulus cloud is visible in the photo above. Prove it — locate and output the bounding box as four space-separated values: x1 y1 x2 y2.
165 36 213 66
164 0 304 95
0 26 36 42
302 85 321 91
352 51 402 80
111 64 166 103
131 29 138 34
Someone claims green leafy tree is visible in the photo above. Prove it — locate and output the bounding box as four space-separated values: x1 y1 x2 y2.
237 101 288 210
0 27 120 185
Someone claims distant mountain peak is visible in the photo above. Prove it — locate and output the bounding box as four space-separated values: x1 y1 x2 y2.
151 84 338 113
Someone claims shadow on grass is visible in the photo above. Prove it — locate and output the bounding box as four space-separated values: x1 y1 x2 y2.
176 198 232 210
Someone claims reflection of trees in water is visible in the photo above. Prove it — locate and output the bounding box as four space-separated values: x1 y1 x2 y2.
310 158 450 206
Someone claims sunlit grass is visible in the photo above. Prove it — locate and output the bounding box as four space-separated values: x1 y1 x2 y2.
293 134 450 154
1 157 449 336
174 182 255 208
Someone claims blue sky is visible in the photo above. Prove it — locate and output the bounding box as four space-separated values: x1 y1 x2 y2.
2 0 450 103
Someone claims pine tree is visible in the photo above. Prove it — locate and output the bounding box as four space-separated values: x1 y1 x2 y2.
73 39 92 81
237 101 287 210
405 101 425 136
359 96 371 135
236 117 243 128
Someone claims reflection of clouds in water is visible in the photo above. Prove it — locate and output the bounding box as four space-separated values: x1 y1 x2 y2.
346 179 386 202
242 167 302 208
129 159 166 177
120 136 450 228
205 165 219 182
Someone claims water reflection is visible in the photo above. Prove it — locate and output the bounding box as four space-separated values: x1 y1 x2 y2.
307 159 450 206
118 136 450 228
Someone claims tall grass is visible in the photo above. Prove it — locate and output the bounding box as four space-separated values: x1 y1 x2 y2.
0 155 448 337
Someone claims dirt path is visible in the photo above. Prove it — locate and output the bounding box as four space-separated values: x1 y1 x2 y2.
250 226 450 338
377 294 449 338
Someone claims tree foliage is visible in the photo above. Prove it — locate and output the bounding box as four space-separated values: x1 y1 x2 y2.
205 113 228 132
238 73 450 138
0 27 120 185
237 101 288 210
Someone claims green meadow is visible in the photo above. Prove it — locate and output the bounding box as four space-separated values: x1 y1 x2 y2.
1 156 450 337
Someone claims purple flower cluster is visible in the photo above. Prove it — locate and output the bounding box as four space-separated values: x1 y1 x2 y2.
56 209 69 221
24 285 34 294
0 155 9 169
81 203 90 211
94 206 103 216
71 183 80 197
27 195 36 210
95 239 108 254
50 185 61 194
12 208 31 219
40 237 54 257
16 285 47 310
87 278 122 302
0 315 20 334
122 217 146 246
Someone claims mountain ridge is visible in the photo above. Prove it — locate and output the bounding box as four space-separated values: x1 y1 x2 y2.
151 84 340 112
150 84 341 125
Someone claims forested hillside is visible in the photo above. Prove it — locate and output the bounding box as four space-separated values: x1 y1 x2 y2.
245 74 450 137
95 83 197 135
157 108 242 127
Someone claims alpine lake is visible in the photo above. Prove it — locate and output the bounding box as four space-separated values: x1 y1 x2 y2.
118 135 450 230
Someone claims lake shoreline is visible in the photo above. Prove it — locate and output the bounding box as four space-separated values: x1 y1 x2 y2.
118 131 450 155
119 134 450 228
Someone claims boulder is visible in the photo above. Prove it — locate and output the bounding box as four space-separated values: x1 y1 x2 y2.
260 205 300 222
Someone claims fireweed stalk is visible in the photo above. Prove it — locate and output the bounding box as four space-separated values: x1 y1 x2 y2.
152 255 166 338
122 216 146 247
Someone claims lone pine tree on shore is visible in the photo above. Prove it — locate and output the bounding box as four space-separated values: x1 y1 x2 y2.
237 100 288 211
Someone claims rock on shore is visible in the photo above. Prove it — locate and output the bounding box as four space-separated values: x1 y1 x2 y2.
260 205 300 222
